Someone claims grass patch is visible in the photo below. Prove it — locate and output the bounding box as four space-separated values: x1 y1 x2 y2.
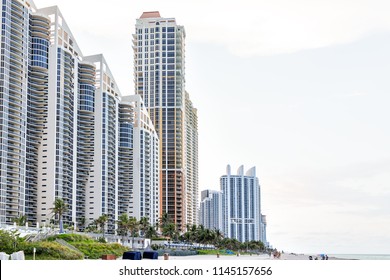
20 241 84 260
197 249 236 255
72 242 129 259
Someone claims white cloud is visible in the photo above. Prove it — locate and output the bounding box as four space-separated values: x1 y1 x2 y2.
183 0 390 56
34 0 390 57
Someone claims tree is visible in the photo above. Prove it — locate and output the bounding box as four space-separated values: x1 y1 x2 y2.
117 213 130 244
0 230 22 254
85 220 98 233
77 217 86 232
213 229 224 248
145 224 158 239
162 223 177 241
96 214 108 239
128 217 139 248
50 198 67 233
11 215 27 226
139 217 150 237
159 212 170 230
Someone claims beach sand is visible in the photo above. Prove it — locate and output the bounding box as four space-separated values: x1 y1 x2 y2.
157 253 342 260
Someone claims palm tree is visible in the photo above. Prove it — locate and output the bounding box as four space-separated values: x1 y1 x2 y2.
162 223 177 242
77 217 86 232
139 217 150 237
50 198 67 233
145 224 158 239
86 219 98 233
96 214 108 239
128 217 139 248
11 215 27 226
158 212 169 230
213 229 224 248
117 213 130 244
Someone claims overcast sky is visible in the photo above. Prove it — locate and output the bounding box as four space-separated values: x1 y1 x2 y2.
33 0 390 254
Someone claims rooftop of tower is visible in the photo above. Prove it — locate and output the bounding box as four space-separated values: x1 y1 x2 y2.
140 11 161 19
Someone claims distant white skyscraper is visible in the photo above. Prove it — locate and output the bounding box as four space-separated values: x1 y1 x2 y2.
119 95 160 226
199 190 222 230
134 11 198 230
221 165 266 243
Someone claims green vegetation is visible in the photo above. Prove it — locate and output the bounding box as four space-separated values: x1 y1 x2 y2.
21 242 84 260
50 198 68 233
1 216 268 260
52 233 129 259
0 231 129 260
0 229 23 254
72 242 128 259
46 233 93 243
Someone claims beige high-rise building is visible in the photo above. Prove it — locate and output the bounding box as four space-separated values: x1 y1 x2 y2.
134 12 198 230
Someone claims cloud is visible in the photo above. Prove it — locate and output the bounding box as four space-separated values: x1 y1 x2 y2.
184 0 390 56
34 0 390 58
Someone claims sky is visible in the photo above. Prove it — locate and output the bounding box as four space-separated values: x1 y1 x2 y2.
33 0 390 254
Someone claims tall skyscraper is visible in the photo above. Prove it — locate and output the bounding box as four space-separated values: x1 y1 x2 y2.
134 11 198 230
185 91 199 226
199 190 222 230
0 0 32 224
221 165 266 243
32 5 92 229
119 95 160 226
83 54 121 234
1 1 122 232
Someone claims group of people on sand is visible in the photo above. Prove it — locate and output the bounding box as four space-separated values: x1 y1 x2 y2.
309 254 329 260
269 250 281 259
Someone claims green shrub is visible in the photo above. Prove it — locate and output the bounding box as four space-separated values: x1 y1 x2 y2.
46 233 94 243
72 242 129 259
97 236 107 243
20 241 84 260
197 249 233 255
0 230 24 254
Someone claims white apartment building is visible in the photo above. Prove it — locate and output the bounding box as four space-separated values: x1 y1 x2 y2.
221 165 265 243
0 0 32 224
1 1 123 233
199 190 222 230
119 95 160 226
32 5 93 228
83 54 121 234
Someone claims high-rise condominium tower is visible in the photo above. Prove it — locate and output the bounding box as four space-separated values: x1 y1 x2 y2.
134 12 198 230
83 54 121 233
119 95 160 226
0 1 123 231
199 190 222 230
221 165 266 243
0 0 32 224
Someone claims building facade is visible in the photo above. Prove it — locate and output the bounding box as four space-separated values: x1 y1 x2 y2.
119 95 160 226
83 54 121 234
185 91 199 226
0 0 32 224
0 1 124 233
199 190 222 230
134 11 198 230
221 165 265 243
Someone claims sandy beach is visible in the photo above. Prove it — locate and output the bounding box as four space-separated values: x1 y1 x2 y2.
157 253 342 260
